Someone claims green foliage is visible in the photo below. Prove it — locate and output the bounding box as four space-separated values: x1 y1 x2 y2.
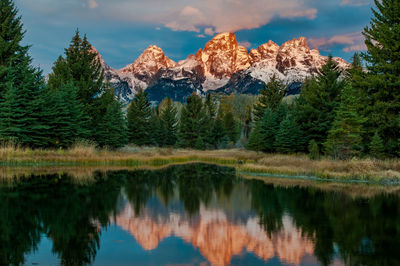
93 88 128 149
259 108 279 153
360 0 400 156
324 85 365 160
0 0 25 95
294 56 345 150
0 2 48 147
127 89 153 146
253 76 287 121
179 93 208 149
43 83 89 148
274 115 302 154
223 111 240 144
369 131 385 159
159 98 178 147
246 122 263 152
308 140 320 160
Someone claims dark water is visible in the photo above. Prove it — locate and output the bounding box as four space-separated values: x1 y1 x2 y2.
1 164 399 266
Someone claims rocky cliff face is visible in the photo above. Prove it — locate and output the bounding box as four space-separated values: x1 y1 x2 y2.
92 33 349 103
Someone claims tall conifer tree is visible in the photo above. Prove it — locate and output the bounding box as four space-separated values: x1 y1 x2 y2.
127 89 153 146
0 0 49 147
361 0 400 156
159 98 178 147
179 93 208 148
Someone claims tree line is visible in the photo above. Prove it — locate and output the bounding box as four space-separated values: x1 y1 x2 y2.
0 0 399 159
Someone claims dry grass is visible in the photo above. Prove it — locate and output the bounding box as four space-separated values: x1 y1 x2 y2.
241 174 400 198
1 143 400 181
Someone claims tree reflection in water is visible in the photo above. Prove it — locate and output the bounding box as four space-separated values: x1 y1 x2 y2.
0 163 399 265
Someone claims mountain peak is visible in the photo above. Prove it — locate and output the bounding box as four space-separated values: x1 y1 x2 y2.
120 44 176 83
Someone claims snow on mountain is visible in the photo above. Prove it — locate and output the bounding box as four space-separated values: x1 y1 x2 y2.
93 33 350 103
119 45 176 83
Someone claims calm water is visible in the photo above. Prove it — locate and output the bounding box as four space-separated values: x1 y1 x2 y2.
1 164 399 266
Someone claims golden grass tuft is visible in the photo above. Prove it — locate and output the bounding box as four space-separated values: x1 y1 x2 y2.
0 144 400 181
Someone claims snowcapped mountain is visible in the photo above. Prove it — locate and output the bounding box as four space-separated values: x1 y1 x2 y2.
92 33 349 103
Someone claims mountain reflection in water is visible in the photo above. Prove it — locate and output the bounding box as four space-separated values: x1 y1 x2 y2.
0 163 399 266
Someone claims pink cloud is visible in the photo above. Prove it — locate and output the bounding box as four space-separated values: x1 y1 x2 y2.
340 0 370 6
308 32 367 52
238 41 251 48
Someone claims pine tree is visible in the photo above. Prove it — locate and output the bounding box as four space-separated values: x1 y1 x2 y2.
369 131 385 159
43 83 89 148
274 115 302 154
0 0 24 96
324 85 365 160
127 89 153 146
47 30 104 140
204 94 218 148
247 122 263 152
259 108 279 152
47 56 73 91
253 76 287 121
361 0 400 156
223 111 240 144
149 107 164 146
0 1 49 147
159 98 178 147
93 88 127 149
65 31 104 112
178 93 208 148
294 56 345 149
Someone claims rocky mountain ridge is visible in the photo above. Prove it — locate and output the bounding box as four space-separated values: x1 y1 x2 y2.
94 32 349 103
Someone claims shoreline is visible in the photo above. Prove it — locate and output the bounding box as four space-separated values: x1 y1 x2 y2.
1 146 400 182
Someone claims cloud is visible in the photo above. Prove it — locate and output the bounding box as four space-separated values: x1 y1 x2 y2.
158 0 318 33
340 0 370 6
196 34 206 38
238 41 251 48
27 0 316 34
204 28 215 36
88 0 98 9
343 44 367 52
308 32 367 52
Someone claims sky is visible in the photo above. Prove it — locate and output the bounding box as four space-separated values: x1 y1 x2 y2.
14 0 374 74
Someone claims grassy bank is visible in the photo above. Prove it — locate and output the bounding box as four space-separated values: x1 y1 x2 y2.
1 143 400 181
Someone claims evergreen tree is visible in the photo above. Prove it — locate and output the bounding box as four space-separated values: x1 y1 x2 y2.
253 76 287 121
64 31 104 112
93 88 127 149
223 111 240 144
0 1 49 147
204 94 218 148
259 108 279 153
294 56 345 149
179 93 208 148
211 114 228 149
47 30 104 139
0 0 24 96
149 107 164 146
361 0 400 156
43 83 89 148
46 56 73 91
247 122 263 152
159 98 178 147
369 131 385 159
274 115 302 154
324 85 364 160
127 89 153 146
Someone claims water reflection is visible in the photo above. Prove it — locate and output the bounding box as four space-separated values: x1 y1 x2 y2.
0 163 399 265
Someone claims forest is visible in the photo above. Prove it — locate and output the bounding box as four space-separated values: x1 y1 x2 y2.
0 0 399 160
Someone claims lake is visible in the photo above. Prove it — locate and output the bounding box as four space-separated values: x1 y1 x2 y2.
1 163 399 265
